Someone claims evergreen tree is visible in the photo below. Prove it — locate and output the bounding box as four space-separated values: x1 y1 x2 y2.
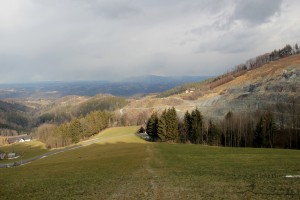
167 107 179 142
254 117 264 147
191 108 203 144
225 111 233 147
157 107 179 142
146 112 159 139
183 111 192 143
207 120 217 145
157 110 167 141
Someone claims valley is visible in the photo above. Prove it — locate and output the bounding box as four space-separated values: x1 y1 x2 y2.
1 1 300 199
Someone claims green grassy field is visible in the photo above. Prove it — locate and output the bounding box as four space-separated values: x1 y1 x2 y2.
0 127 299 199
0 140 48 164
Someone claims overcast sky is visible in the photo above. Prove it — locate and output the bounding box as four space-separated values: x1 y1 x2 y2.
0 0 299 83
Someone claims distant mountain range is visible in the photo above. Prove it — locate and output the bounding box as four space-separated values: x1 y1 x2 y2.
0 75 212 99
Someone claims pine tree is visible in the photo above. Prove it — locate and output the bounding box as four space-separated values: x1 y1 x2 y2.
225 111 233 147
191 108 203 144
207 120 217 145
168 107 179 142
157 110 167 141
146 112 159 139
183 111 192 143
254 117 264 147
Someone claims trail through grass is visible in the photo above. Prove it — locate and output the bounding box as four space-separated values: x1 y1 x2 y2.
0 127 299 199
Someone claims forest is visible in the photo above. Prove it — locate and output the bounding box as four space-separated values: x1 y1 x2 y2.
146 103 300 149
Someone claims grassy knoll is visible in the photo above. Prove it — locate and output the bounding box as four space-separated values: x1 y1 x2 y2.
0 140 48 164
0 127 299 199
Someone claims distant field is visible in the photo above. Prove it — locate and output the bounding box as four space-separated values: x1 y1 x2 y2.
0 140 48 164
85 126 146 144
0 127 299 199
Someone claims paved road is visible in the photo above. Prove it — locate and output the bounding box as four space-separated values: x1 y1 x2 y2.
0 134 132 168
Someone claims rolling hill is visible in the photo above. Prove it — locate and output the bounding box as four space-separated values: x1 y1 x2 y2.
0 75 210 99
123 54 300 119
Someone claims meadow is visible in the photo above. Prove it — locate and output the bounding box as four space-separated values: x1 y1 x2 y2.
0 140 48 164
0 127 299 199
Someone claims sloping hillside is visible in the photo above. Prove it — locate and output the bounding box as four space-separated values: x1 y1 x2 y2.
0 100 32 133
124 54 300 119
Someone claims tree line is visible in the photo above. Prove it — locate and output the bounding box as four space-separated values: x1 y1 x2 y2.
210 43 299 89
34 111 113 148
146 106 300 149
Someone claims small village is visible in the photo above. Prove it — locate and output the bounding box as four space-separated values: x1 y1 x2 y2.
0 135 32 160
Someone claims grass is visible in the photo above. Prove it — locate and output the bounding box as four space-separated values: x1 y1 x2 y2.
0 140 48 164
0 127 299 199
86 126 146 144
151 144 300 199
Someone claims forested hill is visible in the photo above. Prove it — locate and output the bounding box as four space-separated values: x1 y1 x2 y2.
123 47 300 148
159 43 300 98
0 100 31 134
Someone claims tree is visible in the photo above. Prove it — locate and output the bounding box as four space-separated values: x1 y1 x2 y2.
263 111 276 148
167 107 179 142
146 112 159 139
183 111 192 143
207 120 218 145
225 111 234 147
254 117 264 147
191 108 203 144
157 110 167 141
69 119 82 143
157 107 179 142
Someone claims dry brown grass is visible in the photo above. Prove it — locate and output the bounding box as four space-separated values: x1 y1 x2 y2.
214 54 300 92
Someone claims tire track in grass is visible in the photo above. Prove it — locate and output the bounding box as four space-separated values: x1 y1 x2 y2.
144 144 162 200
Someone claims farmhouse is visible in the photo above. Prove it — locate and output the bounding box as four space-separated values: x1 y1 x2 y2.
185 88 196 94
0 153 6 160
8 135 32 144
7 152 20 159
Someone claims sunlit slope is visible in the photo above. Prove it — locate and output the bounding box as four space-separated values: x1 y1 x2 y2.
124 54 300 118
84 126 146 144
0 140 48 164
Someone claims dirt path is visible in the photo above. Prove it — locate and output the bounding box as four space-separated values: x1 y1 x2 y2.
111 144 163 200
144 145 161 199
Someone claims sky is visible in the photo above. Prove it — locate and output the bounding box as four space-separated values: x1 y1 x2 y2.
0 0 299 83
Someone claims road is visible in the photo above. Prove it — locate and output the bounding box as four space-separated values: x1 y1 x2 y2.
0 134 132 168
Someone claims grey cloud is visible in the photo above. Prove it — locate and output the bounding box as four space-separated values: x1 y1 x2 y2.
195 29 260 54
231 0 283 25
0 0 299 83
90 1 141 19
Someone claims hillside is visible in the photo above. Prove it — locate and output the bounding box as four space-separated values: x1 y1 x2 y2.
0 100 32 134
123 54 300 119
1 127 299 199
